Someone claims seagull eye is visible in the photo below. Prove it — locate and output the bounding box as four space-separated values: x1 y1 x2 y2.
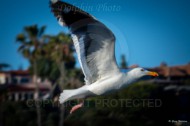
141 69 144 71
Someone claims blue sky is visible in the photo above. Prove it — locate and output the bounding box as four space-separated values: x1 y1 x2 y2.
0 0 190 70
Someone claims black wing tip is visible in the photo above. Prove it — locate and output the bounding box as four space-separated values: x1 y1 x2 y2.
49 0 95 27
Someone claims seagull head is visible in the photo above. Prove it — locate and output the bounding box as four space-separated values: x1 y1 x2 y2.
129 67 159 79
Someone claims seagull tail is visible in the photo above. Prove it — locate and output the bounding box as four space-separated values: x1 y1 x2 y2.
59 89 75 104
59 86 90 104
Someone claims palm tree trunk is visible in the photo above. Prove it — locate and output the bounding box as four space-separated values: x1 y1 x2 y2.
59 104 65 126
58 61 66 126
33 60 42 126
36 99 42 126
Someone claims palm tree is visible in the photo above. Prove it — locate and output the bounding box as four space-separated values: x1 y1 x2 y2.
44 33 74 86
28 32 77 126
16 24 46 126
34 32 76 99
43 33 75 126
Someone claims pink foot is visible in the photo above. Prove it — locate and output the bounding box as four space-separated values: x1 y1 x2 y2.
70 102 83 114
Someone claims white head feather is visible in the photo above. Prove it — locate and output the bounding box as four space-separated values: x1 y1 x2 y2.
128 67 148 79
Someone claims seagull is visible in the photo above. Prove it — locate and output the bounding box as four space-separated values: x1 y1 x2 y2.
50 0 158 113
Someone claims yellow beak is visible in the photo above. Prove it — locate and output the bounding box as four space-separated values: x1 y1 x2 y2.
147 71 159 77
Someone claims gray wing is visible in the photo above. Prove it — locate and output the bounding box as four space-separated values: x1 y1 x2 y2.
50 0 120 84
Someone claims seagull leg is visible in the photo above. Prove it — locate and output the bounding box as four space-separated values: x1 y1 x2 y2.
70 100 84 114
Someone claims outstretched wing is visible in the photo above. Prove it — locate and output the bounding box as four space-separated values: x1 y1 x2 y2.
50 0 120 84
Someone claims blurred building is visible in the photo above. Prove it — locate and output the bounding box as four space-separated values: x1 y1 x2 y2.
1 63 190 101
147 63 190 85
0 70 52 101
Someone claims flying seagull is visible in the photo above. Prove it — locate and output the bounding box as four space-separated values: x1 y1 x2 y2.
50 0 158 113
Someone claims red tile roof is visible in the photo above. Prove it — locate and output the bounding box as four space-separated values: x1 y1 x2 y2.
149 64 190 77
9 70 30 76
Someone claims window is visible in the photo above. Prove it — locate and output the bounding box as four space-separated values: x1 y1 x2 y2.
20 78 30 84
12 78 18 84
